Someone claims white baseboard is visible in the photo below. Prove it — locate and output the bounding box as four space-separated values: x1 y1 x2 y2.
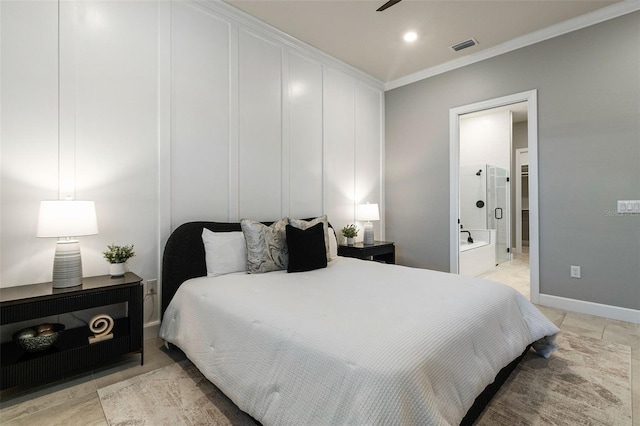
539 294 640 324
143 320 161 340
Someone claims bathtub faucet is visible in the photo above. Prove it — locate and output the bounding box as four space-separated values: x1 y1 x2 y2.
460 230 474 243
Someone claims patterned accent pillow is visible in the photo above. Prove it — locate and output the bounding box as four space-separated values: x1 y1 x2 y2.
241 218 289 273
289 215 330 262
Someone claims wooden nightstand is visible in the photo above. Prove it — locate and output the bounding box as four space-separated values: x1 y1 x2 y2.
337 241 395 264
0 272 143 390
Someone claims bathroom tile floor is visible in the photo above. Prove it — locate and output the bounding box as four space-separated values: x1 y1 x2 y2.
477 248 531 300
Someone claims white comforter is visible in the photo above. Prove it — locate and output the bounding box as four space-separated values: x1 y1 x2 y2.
160 257 559 425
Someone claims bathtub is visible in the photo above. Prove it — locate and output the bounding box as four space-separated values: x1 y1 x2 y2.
460 240 490 252
459 229 496 277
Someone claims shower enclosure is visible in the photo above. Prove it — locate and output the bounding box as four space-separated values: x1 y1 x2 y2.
486 165 510 265
460 164 511 267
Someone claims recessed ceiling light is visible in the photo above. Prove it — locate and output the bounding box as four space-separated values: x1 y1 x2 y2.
403 31 417 43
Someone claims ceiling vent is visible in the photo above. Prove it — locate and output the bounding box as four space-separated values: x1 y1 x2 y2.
450 38 478 52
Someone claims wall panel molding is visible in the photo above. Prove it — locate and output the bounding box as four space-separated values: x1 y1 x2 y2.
0 0 384 293
170 1 384 233
170 1 231 227
288 51 323 219
193 0 384 91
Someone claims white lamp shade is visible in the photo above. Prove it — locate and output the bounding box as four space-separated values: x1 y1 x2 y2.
37 200 99 238
356 203 380 221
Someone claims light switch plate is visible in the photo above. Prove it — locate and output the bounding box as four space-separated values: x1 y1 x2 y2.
617 200 640 214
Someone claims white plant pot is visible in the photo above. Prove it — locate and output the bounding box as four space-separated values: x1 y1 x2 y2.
346 237 355 245
109 262 126 277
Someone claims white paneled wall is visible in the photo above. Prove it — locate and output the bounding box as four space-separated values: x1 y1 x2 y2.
168 1 385 238
288 53 324 219
170 2 230 224
323 67 356 233
0 1 384 327
0 0 59 286
72 0 159 280
237 29 283 221
355 83 384 238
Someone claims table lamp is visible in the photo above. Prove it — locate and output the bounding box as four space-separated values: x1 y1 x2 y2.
37 200 99 288
357 202 380 245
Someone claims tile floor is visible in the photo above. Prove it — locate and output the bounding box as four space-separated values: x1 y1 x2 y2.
479 249 639 425
478 248 531 300
0 339 186 426
1 255 638 425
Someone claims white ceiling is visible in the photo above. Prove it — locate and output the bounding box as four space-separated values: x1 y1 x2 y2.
225 0 620 83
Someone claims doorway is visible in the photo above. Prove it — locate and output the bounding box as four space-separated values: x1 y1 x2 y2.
449 90 540 304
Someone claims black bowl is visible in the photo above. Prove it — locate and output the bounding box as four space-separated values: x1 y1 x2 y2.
13 323 65 352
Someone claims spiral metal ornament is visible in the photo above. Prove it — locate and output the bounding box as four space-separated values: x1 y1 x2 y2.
88 314 114 344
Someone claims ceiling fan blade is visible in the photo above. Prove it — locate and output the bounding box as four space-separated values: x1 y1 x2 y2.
376 0 402 12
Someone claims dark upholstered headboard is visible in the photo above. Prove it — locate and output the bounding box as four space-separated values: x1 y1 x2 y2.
161 219 328 318
162 222 244 318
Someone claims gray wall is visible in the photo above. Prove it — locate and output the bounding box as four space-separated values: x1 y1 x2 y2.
385 12 639 310
511 121 528 244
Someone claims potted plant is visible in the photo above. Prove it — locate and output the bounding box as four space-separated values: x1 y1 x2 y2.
341 224 358 246
103 244 135 277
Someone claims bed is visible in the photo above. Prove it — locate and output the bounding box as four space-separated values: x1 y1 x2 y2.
159 220 559 425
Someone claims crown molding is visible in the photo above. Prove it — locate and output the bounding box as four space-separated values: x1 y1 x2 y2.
193 0 385 91
385 1 640 91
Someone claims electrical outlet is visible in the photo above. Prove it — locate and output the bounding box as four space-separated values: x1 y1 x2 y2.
146 279 158 295
570 266 581 279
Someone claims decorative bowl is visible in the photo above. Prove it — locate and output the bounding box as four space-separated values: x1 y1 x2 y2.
13 323 65 352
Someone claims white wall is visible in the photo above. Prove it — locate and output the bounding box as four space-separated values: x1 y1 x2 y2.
1 0 160 289
459 109 511 170
459 165 486 230
168 1 383 234
0 1 385 327
1 1 59 287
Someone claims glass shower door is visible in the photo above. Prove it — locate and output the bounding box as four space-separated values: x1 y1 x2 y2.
487 165 511 265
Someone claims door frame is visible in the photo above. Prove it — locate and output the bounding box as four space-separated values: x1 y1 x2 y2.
449 90 539 303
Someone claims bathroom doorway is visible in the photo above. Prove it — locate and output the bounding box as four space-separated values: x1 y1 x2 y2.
457 163 510 276
449 90 540 303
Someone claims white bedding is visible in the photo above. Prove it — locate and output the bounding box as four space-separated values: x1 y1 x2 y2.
160 257 559 425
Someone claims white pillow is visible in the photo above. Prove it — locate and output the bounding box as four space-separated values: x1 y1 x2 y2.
328 227 338 260
201 229 247 276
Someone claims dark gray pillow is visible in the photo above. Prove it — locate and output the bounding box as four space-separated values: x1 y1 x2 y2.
286 222 328 273
241 218 289 273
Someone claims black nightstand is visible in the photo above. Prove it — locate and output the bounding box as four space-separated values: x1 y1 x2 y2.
338 241 395 264
0 272 143 390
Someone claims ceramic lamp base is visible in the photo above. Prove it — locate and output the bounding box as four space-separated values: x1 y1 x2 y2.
363 222 374 245
52 240 83 288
